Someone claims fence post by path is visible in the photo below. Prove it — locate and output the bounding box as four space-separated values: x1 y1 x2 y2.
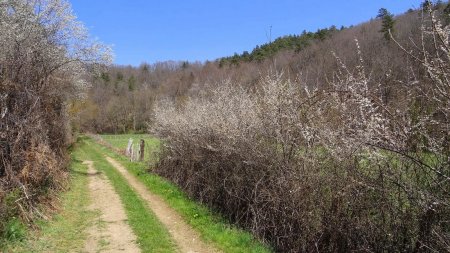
126 138 133 156
131 143 136 161
139 139 145 161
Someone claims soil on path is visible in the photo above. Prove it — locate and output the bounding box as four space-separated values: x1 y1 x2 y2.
105 156 221 253
82 160 141 253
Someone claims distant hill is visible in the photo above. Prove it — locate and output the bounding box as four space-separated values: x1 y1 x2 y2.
218 26 340 66
76 1 448 133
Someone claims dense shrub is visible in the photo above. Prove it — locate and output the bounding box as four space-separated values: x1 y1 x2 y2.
0 0 110 240
153 10 449 252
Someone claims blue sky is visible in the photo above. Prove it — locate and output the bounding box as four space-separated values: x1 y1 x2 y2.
70 0 423 66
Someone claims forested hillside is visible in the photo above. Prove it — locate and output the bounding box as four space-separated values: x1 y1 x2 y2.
75 2 446 135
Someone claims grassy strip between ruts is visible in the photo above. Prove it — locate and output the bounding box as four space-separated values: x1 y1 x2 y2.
79 136 177 253
91 135 273 253
1 139 97 252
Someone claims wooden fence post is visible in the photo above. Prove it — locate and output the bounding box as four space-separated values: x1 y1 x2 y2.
139 139 145 161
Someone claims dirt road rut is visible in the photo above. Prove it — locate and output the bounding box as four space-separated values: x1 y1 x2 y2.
83 160 140 253
105 156 220 253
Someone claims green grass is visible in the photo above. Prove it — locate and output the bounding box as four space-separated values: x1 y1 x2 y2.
1 140 98 252
95 135 272 253
100 134 159 149
3 136 177 253
80 137 177 253
100 134 160 162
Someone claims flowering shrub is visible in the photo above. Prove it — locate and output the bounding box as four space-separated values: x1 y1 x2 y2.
0 0 110 236
153 12 449 251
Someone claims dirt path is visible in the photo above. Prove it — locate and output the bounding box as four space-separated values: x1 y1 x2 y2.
82 161 141 253
105 156 221 253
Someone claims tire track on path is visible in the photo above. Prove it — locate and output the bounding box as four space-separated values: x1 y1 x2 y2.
105 156 221 253
82 160 141 253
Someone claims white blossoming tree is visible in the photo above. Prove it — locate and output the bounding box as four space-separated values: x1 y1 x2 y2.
0 0 111 228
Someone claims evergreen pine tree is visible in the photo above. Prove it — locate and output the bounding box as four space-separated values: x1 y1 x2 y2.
377 8 395 41
421 0 432 11
444 3 450 25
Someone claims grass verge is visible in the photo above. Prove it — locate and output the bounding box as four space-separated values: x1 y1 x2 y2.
0 140 97 252
79 137 177 253
93 135 272 253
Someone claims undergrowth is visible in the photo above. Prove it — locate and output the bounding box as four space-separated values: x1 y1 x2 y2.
0 139 96 252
